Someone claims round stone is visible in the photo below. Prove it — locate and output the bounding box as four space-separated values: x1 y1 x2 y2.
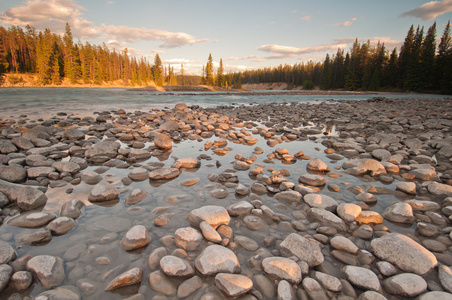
120 225 151 250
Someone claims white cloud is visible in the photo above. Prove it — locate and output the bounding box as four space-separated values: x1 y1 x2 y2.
259 43 348 56
0 0 209 48
333 17 357 27
335 36 402 50
400 0 452 21
300 16 311 22
163 58 195 65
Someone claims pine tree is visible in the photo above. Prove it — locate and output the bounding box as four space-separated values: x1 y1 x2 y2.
384 48 399 88
153 53 163 86
320 53 332 89
0 30 9 84
398 25 415 88
437 21 452 93
405 26 424 90
180 63 185 86
216 58 224 87
421 22 436 90
205 53 214 85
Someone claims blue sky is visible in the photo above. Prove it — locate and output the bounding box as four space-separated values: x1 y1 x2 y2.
1 0 452 74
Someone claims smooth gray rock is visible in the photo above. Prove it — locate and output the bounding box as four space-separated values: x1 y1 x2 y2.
358 291 388 300
302 277 329 299
383 273 427 297
88 180 119 202
304 194 338 211
307 207 347 231
396 182 417 195
428 182 452 197
27 166 55 178
330 236 359 254
299 174 326 186
80 170 103 185
26 255 65 289
337 203 361 222
8 270 32 291
307 158 330 172
128 168 150 181
46 217 77 235
227 201 254 216
34 287 81 300
85 141 120 158
312 271 342 292
0 165 26 183
438 265 452 293
52 161 80 174
60 199 84 219
15 230 52 245
148 270 177 296
174 227 202 251
278 280 296 300
342 158 386 174
275 190 302 202
279 233 324 267
342 265 380 291
371 233 437 275
17 186 48 210
177 275 203 298
194 245 240 276
186 205 230 229
0 264 13 292
160 255 194 277
0 241 17 264
8 211 56 228
120 225 151 250
125 189 148 205
63 128 85 140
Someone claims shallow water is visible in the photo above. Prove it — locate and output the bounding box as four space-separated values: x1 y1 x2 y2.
0 88 449 299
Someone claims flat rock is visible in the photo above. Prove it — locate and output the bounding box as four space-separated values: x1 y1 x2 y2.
0 165 26 183
8 211 56 228
46 217 77 235
275 190 302 202
330 236 359 254
242 215 267 230
233 160 250 170
299 174 326 186
26 255 65 289
88 181 119 202
34 287 80 300
304 194 338 211
383 273 427 297
355 211 384 224
370 233 437 275
186 205 230 229
105 267 143 290
302 277 329 299
27 166 55 178
85 141 120 158
15 230 52 245
342 158 387 174
396 182 417 195
405 199 441 212
235 183 250 195
174 227 203 251
383 202 415 224
215 273 253 297
154 133 172 150
11 137 34 150
307 158 330 172
177 275 203 298
278 279 296 300
128 168 149 181
342 265 380 291
52 161 80 174
418 291 452 300
0 264 12 292
210 188 228 199
234 235 259 251
358 291 388 300
428 182 452 197
160 255 194 277
63 128 85 140
120 225 150 250
128 149 151 160
0 240 17 264
308 208 347 231
148 168 180 180
8 270 32 291
194 245 240 276
262 257 302 284
280 233 324 267
147 247 169 270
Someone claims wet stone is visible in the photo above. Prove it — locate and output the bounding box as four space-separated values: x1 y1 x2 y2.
383 273 427 297
337 203 362 223
120 225 151 251
299 174 326 186
186 205 230 229
105 267 143 291
302 277 329 299
194 245 240 276
383 202 415 224
15 230 52 245
159 255 194 277
125 189 148 205
242 215 267 230
307 158 330 172
278 279 296 300
210 188 228 199
148 247 169 270
438 265 452 293
81 170 103 185
262 257 302 284
177 275 203 298
0 264 12 292
234 235 258 251
215 273 253 297
34 287 80 300
200 221 222 243
342 265 380 292
308 208 347 231
0 165 26 183
46 216 77 235
88 180 119 202
9 270 32 291
0 240 17 264
227 200 254 216
304 194 338 211
17 186 48 211
280 233 324 267
330 236 359 254
128 168 149 181
274 190 302 202
396 182 417 195
26 255 65 289
174 227 203 251
8 211 56 228
60 199 84 219
149 168 180 180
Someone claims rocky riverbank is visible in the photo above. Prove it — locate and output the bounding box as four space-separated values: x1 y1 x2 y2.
0 97 452 299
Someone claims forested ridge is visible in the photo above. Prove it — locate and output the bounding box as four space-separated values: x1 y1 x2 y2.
233 21 452 94
1 21 451 93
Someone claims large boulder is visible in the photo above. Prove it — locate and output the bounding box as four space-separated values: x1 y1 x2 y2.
371 233 437 275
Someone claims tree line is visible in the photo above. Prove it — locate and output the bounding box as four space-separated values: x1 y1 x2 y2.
231 21 452 94
0 23 185 86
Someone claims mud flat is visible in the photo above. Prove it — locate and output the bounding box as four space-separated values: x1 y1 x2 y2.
0 97 452 299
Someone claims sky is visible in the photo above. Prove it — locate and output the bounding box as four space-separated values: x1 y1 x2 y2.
1 0 452 75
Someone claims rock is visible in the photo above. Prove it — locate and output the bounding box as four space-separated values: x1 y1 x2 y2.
121 225 150 250
194 245 240 276
279 233 324 267
383 273 427 297
227 201 254 216
342 265 380 292
355 211 384 224
46 217 77 235
234 235 258 251
34 287 80 300
177 276 203 298
85 141 120 158
370 233 437 275
0 191 9 208
210 188 228 199
382 202 415 224
410 167 438 181
262 257 302 284
418 291 452 300
60 199 84 219
0 140 17 154
299 174 326 186
128 168 149 181
438 265 452 293
125 189 148 205
312 271 342 292
304 194 338 211
8 211 56 228
251 182 267 194
242 215 267 230
105 267 143 290
26 255 65 289
148 247 169 270
278 280 296 300
154 133 172 150
233 160 250 170
235 184 250 196
148 270 177 296
11 137 34 150
27 166 56 178
88 180 119 202
358 291 388 300
428 182 452 197
307 208 347 231
186 205 230 229
215 273 253 297
356 192 377 203
405 199 441 211
376 261 398 277
0 240 17 264
52 161 80 174
396 182 417 195
275 190 302 202
307 158 330 172
63 128 85 140
16 230 52 245
0 264 12 292
330 236 358 254
372 149 391 161
342 158 386 174
16 186 47 210
81 171 103 185
0 165 26 183
8 270 32 291
200 221 222 243
160 255 194 277
174 227 203 251
302 277 328 299
128 149 151 160
148 168 180 180
337 203 362 222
